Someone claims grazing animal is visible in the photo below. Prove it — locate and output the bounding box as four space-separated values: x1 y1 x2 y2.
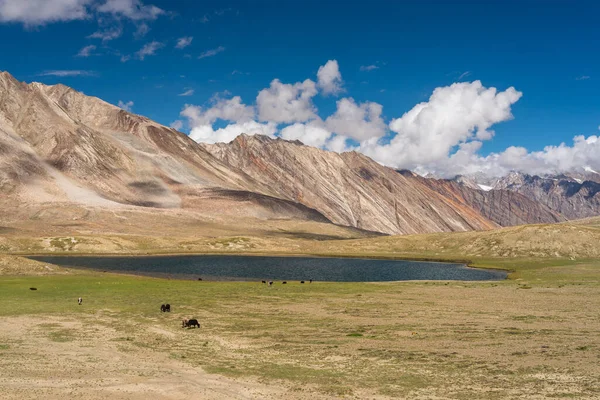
309 279 313 283
182 319 200 328
282 281 287 284
261 280 266 284
300 281 305 284
161 304 166 312
198 278 203 281
268 281 273 286
165 304 171 312
29 287 37 291
78 297 82 305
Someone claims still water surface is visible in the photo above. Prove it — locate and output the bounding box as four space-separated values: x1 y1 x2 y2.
29 255 507 282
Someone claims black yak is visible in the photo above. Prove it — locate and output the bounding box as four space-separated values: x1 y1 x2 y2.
182 319 200 328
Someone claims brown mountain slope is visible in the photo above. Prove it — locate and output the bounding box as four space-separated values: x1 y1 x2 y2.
398 171 566 226
493 172 600 220
203 134 499 235
0 71 328 222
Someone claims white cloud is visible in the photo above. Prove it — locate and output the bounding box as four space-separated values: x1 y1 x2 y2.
190 121 277 144
38 70 97 77
97 0 164 20
0 0 163 27
325 98 386 141
198 46 225 59
181 96 255 127
133 22 149 38
118 100 134 112
360 65 379 72
280 122 333 148
173 61 600 178
256 79 318 123
326 135 352 153
317 60 343 95
135 40 163 60
360 81 522 172
175 36 193 49
178 89 194 97
87 25 122 41
170 120 183 131
576 75 590 81
428 135 600 178
76 44 96 57
490 135 600 176
458 71 471 80
0 0 91 26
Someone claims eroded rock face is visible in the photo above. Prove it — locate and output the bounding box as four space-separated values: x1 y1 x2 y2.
493 173 600 220
0 72 327 223
402 172 566 227
203 134 500 235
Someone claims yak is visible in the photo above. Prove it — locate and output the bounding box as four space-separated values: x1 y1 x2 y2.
182 319 200 328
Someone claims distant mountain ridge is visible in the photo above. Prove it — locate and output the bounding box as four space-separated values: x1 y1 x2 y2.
446 171 600 220
1 71 598 235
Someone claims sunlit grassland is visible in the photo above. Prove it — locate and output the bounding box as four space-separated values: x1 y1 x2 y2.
2 257 600 397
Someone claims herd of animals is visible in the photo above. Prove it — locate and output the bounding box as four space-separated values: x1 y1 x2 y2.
261 279 313 285
155 279 313 329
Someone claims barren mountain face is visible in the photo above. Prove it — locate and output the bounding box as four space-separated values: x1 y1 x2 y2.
0 71 328 222
492 172 600 220
203 135 502 234
400 171 566 227
1 71 592 236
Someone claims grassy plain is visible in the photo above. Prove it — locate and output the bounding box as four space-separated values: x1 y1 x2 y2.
1 211 600 399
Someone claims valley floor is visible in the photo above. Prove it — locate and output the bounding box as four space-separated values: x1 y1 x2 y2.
1 256 600 399
1 204 600 398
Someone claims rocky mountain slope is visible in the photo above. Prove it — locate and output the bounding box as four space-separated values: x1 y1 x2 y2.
1 71 592 235
493 172 600 219
399 171 566 227
0 71 326 222
202 135 570 234
449 171 600 220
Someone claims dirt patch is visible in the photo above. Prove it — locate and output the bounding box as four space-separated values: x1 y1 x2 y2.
0 316 290 399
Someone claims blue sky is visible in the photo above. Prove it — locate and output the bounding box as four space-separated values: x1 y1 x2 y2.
0 0 598 176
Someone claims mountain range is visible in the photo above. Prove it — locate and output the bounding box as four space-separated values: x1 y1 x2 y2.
1 71 599 236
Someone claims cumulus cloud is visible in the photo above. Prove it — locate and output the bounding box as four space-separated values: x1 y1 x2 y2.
118 100 134 111
175 36 193 49
134 40 163 60
198 46 225 59
317 60 343 95
0 0 91 26
181 96 255 127
257 79 318 123
76 44 96 57
280 122 333 148
485 135 600 176
190 121 277 144
325 98 386 141
360 81 523 172
174 61 600 178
